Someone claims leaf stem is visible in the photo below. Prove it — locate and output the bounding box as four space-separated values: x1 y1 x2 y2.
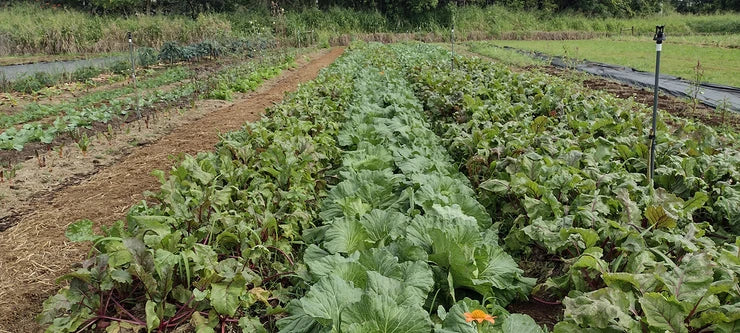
267 245 295 266
532 295 562 305
262 271 295 283
97 315 146 326
111 297 145 325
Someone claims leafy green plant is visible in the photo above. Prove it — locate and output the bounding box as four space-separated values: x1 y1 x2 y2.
204 82 233 100
38 42 739 333
1 162 20 182
203 54 294 100
0 66 193 151
137 47 159 67
279 43 540 333
39 43 357 333
12 74 45 94
109 60 131 75
406 43 740 332
72 66 102 82
716 97 731 128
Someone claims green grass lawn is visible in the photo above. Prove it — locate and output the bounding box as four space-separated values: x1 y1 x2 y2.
478 38 740 87
615 34 740 49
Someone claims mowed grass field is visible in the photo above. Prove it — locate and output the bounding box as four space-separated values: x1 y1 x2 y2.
478 37 740 87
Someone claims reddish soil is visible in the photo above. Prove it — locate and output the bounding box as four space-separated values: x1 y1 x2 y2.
0 47 344 332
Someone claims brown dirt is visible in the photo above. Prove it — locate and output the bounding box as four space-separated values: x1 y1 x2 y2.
0 46 344 333
585 77 740 130
507 300 563 329
541 66 740 130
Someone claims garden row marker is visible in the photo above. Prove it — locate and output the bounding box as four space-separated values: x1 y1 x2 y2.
648 25 665 186
128 32 142 119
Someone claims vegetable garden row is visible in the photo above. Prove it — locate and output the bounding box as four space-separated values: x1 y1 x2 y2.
2 37 276 95
0 53 296 152
40 43 739 332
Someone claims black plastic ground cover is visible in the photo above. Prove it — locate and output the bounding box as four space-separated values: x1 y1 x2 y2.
0 56 123 81
501 46 740 112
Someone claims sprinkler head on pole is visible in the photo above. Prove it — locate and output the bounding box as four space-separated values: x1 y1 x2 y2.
653 26 666 44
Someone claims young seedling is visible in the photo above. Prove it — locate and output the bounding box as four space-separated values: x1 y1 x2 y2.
6 162 17 182
70 129 81 144
687 59 704 115
35 150 46 168
104 124 115 144
77 132 90 157
562 46 585 84
56 143 65 158
716 98 730 128
4 93 18 108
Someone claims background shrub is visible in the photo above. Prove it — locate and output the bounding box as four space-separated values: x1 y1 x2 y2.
137 47 159 67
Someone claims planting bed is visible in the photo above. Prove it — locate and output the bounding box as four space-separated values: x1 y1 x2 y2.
408 43 739 332
0 47 342 331
2 42 739 333
462 43 740 130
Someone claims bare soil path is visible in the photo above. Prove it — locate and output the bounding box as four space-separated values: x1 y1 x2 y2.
0 47 344 332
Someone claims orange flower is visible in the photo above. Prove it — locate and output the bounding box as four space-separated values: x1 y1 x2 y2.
463 309 497 324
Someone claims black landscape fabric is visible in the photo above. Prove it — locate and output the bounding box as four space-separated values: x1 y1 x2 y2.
0 56 124 81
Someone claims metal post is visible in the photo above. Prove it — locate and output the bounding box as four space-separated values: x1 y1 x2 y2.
450 17 455 71
128 32 141 119
648 25 665 185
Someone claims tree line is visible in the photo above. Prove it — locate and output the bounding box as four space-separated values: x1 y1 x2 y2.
5 0 739 18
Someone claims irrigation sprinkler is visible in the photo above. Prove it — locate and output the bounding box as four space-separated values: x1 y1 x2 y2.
128 32 142 119
648 25 665 186
450 14 455 71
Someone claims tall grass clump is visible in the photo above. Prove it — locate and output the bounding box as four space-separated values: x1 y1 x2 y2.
0 2 738 56
0 2 235 56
